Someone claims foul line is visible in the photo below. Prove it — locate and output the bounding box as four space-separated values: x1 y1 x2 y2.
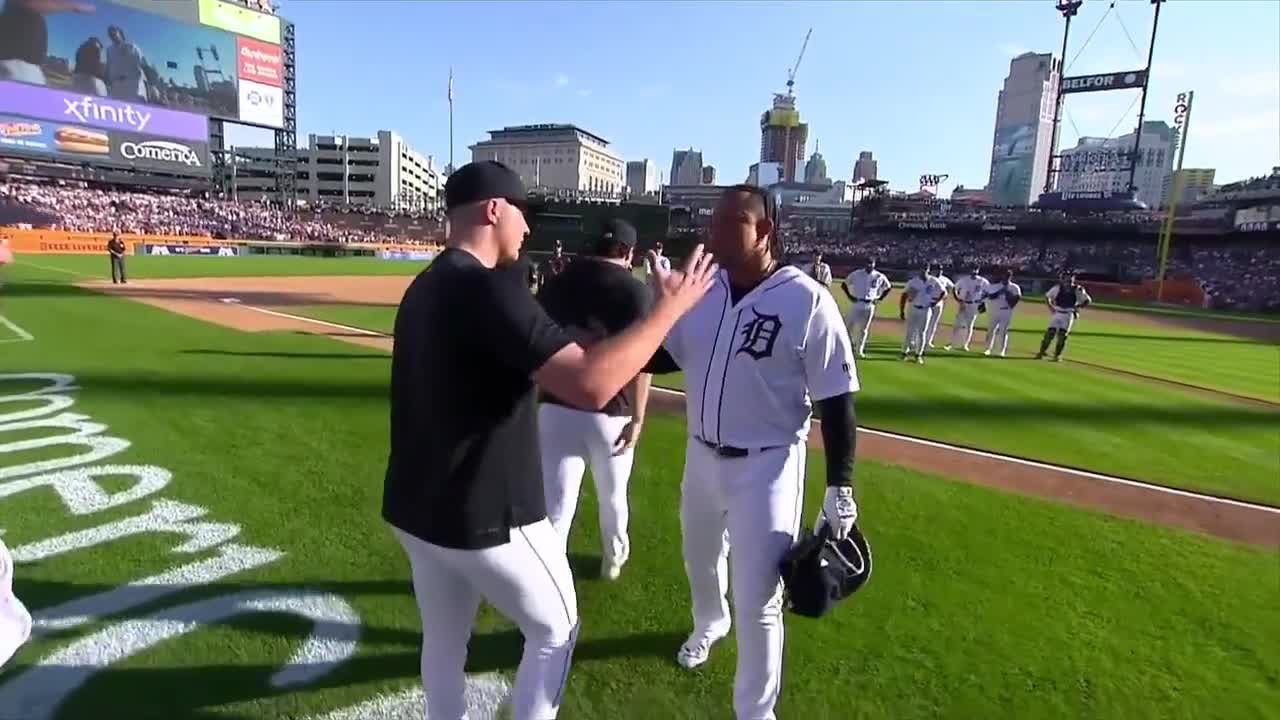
0 314 33 344
224 303 1279 517
648 386 1280 516
15 260 86 277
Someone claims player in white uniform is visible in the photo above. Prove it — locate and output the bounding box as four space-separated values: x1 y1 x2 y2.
810 253 832 289
644 185 861 720
924 265 954 349
945 265 990 352
0 537 32 668
982 268 1022 357
841 258 892 358
1037 270 1093 361
898 265 945 363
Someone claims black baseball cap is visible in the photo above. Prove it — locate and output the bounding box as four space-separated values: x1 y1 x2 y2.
445 161 529 212
599 219 637 247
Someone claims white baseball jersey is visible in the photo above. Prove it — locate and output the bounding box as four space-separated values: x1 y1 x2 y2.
1045 283 1093 310
663 266 859 448
985 280 1023 311
811 262 832 286
954 274 990 302
844 268 891 301
903 275 945 307
932 274 954 300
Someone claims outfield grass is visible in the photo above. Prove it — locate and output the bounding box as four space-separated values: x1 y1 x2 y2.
6 254 427 280
0 281 1275 719
286 301 1280 504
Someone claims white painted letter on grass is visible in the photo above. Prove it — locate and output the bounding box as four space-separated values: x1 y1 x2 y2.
0 464 172 516
11 499 240 562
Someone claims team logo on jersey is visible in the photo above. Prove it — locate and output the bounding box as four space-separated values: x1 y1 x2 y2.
736 308 782 360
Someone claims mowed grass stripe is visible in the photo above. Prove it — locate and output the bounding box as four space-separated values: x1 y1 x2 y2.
1 277 1277 719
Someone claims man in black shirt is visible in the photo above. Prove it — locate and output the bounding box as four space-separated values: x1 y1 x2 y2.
107 232 126 284
536 219 652 581
382 161 717 720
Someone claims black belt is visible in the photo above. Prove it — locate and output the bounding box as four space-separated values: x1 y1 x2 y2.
913 304 930 309
697 437 780 458
855 298 874 303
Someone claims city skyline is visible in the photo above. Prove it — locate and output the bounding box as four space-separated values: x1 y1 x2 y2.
226 0 1279 194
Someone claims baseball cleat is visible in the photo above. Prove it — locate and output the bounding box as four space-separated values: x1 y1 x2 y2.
1052 355 1063 362
915 355 925 364
943 344 953 351
677 626 729 669
601 558 623 581
982 349 992 356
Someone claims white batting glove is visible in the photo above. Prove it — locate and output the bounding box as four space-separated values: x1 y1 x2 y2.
816 486 857 540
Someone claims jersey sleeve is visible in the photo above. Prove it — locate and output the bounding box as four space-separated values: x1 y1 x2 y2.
475 268 572 376
802 291 860 400
1079 286 1093 304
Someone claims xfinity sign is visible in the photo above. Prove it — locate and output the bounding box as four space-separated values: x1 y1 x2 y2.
1061 69 1148 95
120 140 203 167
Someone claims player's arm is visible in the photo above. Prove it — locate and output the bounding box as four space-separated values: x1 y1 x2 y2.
1078 286 1093 308
1044 284 1058 309
841 277 856 302
804 292 862 536
876 276 891 303
898 286 909 318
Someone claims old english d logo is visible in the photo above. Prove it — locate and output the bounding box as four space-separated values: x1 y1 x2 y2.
736 308 782 360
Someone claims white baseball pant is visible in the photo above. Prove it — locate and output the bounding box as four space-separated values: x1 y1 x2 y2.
925 300 946 347
901 304 933 356
681 438 806 720
950 302 981 349
846 300 876 355
985 308 1014 356
392 521 579 720
538 403 634 566
0 538 32 669
1047 309 1076 332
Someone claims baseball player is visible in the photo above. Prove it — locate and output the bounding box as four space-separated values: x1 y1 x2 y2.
536 219 652 580
945 265 990 351
547 240 568 278
924 264 954 349
0 537 32 669
841 258 892 358
1037 270 1093 361
981 268 1022 357
382 161 717 720
898 265 945 364
810 252 832 289
644 184 861 720
645 240 673 276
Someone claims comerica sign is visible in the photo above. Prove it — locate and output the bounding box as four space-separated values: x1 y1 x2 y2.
119 140 203 167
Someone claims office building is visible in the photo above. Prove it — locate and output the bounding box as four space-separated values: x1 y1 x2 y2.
747 161 782 187
1057 121 1176 208
988 51 1061 206
1162 168 1216 207
230 130 442 212
469 123 624 196
626 159 658 196
671 148 704 186
702 166 717 184
803 144 830 186
760 93 808 182
852 151 877 183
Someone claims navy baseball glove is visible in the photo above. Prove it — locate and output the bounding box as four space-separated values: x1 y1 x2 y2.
779 522 873 619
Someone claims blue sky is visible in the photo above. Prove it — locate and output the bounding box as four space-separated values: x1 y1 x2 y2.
228 0 1279 192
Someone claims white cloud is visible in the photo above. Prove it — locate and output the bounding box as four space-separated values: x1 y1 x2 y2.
553 73 570 88
1219 70 1280 98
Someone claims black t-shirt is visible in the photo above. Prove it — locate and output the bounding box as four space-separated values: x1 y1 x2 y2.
382 248 571 550
107 238 125 256
536 257 651 416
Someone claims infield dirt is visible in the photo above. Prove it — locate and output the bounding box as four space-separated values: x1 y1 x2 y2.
83 275 1280 548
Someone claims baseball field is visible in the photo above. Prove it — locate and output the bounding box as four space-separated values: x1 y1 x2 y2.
1 254 1277 720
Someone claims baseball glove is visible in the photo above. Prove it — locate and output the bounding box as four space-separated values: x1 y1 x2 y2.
779 522 873 619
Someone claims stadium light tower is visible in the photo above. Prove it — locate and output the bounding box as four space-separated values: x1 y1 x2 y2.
1044 0 1082 196
1126 0 1166 194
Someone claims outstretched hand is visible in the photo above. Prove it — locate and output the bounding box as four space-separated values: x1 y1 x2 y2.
649 244 717 317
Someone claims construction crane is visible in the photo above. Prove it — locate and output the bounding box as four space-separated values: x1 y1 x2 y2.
785 28 812 97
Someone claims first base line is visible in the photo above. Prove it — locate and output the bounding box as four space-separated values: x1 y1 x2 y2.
234 302 1280 516
0 313 34 344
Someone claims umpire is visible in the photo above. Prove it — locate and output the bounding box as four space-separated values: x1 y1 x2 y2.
382 160 716 720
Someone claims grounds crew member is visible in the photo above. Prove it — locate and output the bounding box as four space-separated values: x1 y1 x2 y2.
1038 270 1093 361
107 231 127 284
382 160 717 720
536 219 652 581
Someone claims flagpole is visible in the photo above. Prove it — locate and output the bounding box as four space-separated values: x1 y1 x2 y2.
448 67 455 173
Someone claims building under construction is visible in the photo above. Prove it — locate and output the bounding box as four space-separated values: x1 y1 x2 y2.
759 29 811 183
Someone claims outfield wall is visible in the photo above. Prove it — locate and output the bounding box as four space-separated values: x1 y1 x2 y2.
0 227 441 260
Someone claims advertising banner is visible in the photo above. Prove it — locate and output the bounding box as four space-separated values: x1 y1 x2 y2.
144 244 239 256
1060 70 1148 95
0 81 208 142
198 0 282 44
379 249 438 262
2 0 239 121
989 122 1038 207
237 79 284 128
111 132 210 175
236 37 283 88
0 113 209 174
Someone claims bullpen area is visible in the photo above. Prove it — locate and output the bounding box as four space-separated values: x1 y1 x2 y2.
1 254 1277 720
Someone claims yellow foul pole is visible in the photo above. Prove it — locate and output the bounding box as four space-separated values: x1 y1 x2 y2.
1157 90 1194 302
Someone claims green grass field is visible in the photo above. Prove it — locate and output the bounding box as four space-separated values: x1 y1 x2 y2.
1 255 1277 719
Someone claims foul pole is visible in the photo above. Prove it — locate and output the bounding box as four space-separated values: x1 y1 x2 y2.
1156 89 1194 302
448 67 455 173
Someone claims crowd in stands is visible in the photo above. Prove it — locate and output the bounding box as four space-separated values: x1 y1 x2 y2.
0 181 440 245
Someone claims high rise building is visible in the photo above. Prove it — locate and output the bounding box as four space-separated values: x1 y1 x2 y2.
803 143 829 186
670 148 704 185
988 51 1061 207
760 93 808 182
626 159 658 196
469 123 625 197
852 151 877 183
702 166 717 184
1057 121 1176 208
1162 168 1216 207
747 161 782 187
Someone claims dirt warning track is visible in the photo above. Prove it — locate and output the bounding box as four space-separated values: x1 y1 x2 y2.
83 275 1280 548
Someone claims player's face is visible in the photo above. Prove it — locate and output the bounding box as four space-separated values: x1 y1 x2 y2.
709 191 771 268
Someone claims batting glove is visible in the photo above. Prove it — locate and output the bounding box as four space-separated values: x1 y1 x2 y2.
817 486 857 540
